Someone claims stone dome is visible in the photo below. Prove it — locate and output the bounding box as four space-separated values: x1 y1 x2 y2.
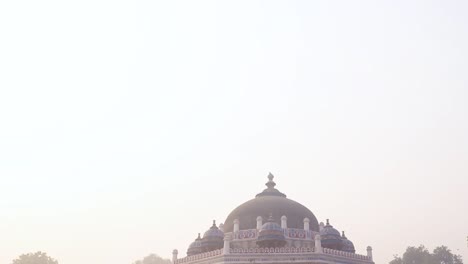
320 219 342 250
187 233 203 256
340 231 356 253
224 173 319 232
256 216 286 248
201 221 224 252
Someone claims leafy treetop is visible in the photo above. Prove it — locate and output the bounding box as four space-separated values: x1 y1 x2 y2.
390 245 463 264
12 251 58 264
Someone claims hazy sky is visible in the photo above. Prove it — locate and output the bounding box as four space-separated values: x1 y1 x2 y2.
1 1 467 264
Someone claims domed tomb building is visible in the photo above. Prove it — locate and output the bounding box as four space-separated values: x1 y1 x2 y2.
173 173 374 264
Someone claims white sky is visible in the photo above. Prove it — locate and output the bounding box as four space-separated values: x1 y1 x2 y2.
1 1 467 264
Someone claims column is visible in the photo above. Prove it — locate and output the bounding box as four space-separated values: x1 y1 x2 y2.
172 249 178 264
223 233 231 254
233 219 239 232
256 216 263 229
281 215 287 229
315 235 322 253
367 246 373 260
303 218 310 231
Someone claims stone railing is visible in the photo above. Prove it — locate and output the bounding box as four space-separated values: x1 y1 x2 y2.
175 249 223 264
175 247 371 264
230 247 313 254
283 229 316 240
322 248 371 261
232 228 316 241
230 247 371 262
232 229 258 240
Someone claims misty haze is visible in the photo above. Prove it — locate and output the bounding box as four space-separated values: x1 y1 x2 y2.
0 1 467 264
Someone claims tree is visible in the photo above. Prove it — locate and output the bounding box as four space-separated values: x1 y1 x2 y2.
390 245 463 264
12 251 58 264
133 254 172 264
432 246 463 264
402 245 433 264
390 255 403 264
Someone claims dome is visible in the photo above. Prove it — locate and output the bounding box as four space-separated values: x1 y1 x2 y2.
224 173 319 232
256 216 286 248
340 231 355 253
201 221 224 252
320 219 342 250
187 233 203 256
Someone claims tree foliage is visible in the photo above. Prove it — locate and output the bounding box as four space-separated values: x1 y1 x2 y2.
133 254 172 264
12 251 58 264
390 245 463 264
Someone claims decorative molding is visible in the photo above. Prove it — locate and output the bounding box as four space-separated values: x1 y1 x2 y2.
230 247 313 254
176 249 222 264
177 240 372 264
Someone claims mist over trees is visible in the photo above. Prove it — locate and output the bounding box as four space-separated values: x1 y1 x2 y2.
390 245 463 264
133 254 172 264
12 252 58 264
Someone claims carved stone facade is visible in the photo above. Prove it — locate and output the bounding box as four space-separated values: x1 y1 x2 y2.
172 173 374 264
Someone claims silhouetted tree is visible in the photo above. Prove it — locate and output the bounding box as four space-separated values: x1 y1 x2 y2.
12 251 58 264
390 245 463 264
390 255 403 264
133 254 172 264
432 246 463 264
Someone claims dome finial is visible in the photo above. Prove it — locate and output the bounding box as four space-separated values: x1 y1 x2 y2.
342 231 346 238
266 172 276 189
256 172 286 198
268 172 274 181
212 220 216 226
326 219 330 225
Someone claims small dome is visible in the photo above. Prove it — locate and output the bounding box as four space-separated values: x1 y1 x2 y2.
320 219 342 250
256 215 286 248
187 233 203 256
340 231 355 253
201 221 224 252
